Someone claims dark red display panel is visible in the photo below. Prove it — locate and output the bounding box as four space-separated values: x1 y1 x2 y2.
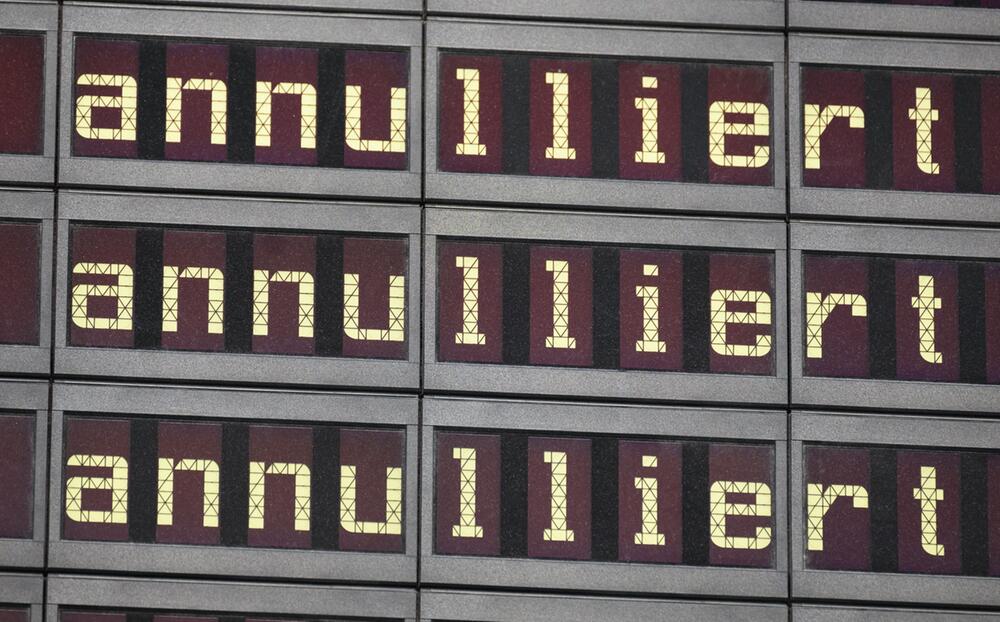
68 224 408 360
0 222 40 345
72 36 409 169
804 443 1000 577
436 238 776 377
0 34 44 155
0 413 34 539
438 52 774 186
801 65 1000 194
802 252 998 384
0 610 30 622
61 415 406 553
817 0 1000 6
433 429 775 569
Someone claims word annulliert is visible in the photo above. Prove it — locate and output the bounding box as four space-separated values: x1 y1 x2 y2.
73 38 408 169
69 225 408 359
61 416 405 552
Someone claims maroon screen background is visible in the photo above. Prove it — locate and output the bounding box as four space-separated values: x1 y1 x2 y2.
618 62 682 182
69 226 136 348
617 440 682 563
0 222 39 345
0 414 34 538
62 612 125 622
341 237 408 360
801 68 867 188
254 46 317 166
164 43 228 162
526 436 591 560
804 445 871 571
896 450 961 574
62 417 130 542
438 54 503 174
161 229 226 352
434 432 501 556
983 76 1000 195
708 443 774 568
892 73 956 192
708 252 774 375
895 259 959 382
339 428 405 553
155 614 216 622
436 240 503 363
529 245 592 367
707 65 772 186
987 263 1000 384
528 58 592 177
0 611 29 622
73 38 139 158
0 34 44 155
155 421 222 545
989 454 1000 576
618 249 683 371
251 233 315 356
343 50 408 170
802 254 870 378
247 424 312 549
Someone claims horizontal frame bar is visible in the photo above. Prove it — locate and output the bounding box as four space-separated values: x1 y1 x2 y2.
789 1 1000 41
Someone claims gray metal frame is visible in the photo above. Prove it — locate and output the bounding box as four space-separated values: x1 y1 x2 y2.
421 590 787 622
0 188 53 376
421 397 789 599
425 19 786 215
46 575 417 621
73 0 421 12
0 1 57 185
790 221 1000 413
424 206 788 405
791 411 1000 607
789 1 1000 40
59 3 422 199
789 35 1000 224
427 0 784 29
47 381 419 584
0 380 49 571
794 604 1000 621
53 190 421 389
0 573 43 622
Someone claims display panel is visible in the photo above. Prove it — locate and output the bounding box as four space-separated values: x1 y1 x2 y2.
67 223 408 360
437 51 773 186
0 221 40 346
59 414 406 554
71 36 408 169
804 443 999 577
434 429 774 568
0 413 35 540
436 238 776 375
0 33 44 156
800 66 1000 195
0 610 29 622
812 0 999 7
802 252 998 384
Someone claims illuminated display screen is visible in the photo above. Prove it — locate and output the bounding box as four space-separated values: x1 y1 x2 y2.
437 239 775 375
802 253 999 383
68 224 408 359
0 33 44 156
0 412 34 539
434 430 775 568
61 415 405 552
72 37 408 169
801 66 1000 194
804 444 1000 576
0 221 40 345
438 52 773 186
